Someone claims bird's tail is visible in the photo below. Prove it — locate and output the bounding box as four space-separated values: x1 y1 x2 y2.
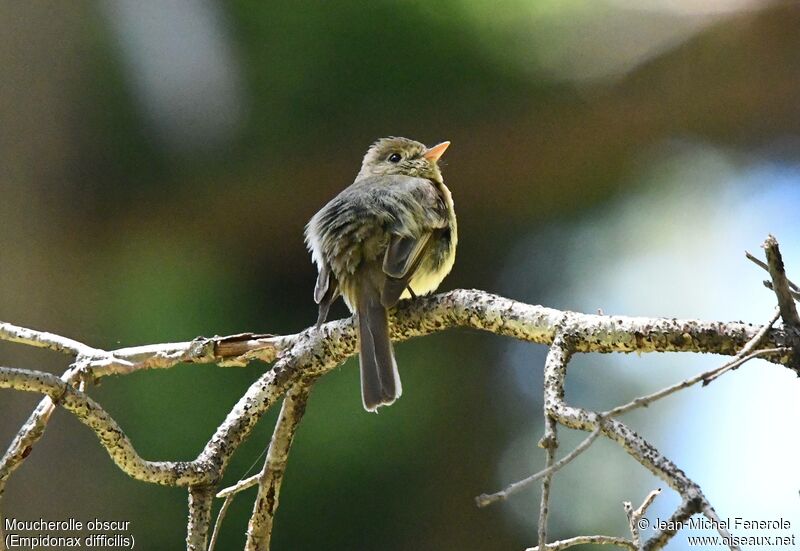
356 285 402 412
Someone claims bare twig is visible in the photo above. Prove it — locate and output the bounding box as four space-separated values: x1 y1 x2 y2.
604 311 783 417
208 495 234 551
538 416 557 550
186 485 215 551
525 534 637 551
1 284 798 549
760 280 800 301
0 321 287 378
244 383 311 551
625 488 661 549
217 474 260 499
763 236 800 328
603 348 777 418
746 248 800 301
702 347 788 385
538 334 569 550
0 365 82 497
642 496 701 551
634 488 661 519
746 250 800 292
541 322 733 551
0 322 103 357
0 367 208 485
702 502 738 550
476 425 601 507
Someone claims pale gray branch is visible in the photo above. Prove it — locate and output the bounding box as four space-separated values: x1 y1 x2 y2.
746 250 800 299
0 365 81 498
537 415 557 550
0 322 102 357
604 309 783 417
625 489 661 549
702 503 738 550
762 236 800 328
245 383 311 551
540 324 741 551
208 496 234 551
0 287 797 551
538 334 568 550
186 485 214 551
0 367 208 485
217 474 260 499
642 497 702 551
525 534 637 551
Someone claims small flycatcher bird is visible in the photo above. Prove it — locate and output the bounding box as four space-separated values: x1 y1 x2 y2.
305 137 457 412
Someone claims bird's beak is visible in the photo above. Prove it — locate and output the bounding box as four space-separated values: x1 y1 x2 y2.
423 141 450 162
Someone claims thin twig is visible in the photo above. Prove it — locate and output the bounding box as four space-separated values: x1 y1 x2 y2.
634 488 661 519
537 335 568 550
217 473 260 498
703 306 782 383
0 320 286 378
625 488 661 549
476 425 602 507
208 495 234 551
642 496 702 551
762 280 800 301
703 503 739 551
746 250 800 292
0 322 101 357
606 344 784 417
244 384 311 551
538 415 557 551
702 347 788 385
525 534 637 551
763 236 800 328
0 365 86 496
604 310 782 417
0 366 208 485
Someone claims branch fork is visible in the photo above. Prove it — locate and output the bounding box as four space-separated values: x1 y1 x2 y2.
0 236 797 550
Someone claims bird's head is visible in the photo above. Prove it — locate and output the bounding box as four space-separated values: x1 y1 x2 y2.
357 137 450 183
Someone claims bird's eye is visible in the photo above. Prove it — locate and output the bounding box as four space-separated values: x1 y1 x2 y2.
388 153 402 163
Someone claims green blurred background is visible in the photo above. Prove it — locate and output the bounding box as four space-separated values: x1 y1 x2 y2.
1 1 799 549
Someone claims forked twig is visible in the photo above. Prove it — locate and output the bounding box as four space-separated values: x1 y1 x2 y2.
476 425 602 507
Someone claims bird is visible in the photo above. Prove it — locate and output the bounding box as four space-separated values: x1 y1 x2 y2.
305 137 457 412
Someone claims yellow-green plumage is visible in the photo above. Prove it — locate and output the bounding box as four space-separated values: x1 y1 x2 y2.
305 137 457 412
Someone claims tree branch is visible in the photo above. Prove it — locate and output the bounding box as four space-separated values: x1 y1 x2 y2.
244 383 311 551
526 534 637 551
625 489 661 549
186 485 214 551
0 365 82 498
475 425 601 507
762 236 800 328
540 326 740 551
642 496 702 551
0 322 104 357
0 281 797 550
0 367 207 485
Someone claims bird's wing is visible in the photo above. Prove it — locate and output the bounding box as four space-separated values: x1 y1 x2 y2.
313 259 340 327
314 260 331 304
381 236 434 308
382 232 432 279
378 176 448 307
386 176 449 233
